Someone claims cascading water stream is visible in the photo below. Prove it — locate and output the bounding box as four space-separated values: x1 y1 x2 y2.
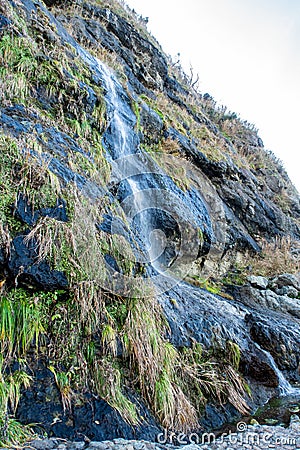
88 58 192 276
125 178 166 273
59 40 213 286
254 344 300 397
96 65 165 268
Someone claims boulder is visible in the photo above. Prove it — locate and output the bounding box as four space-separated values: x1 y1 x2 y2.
247 275 269 290
271 273 300 291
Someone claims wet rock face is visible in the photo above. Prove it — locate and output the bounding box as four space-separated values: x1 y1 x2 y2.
164 127 300 251
249 316 300 374
15 194 68 227
236 275 300 375
247 275 269 290
139 103 164 144
8 234 68 290
271 273 300 292
243 354 279 388
64 2 169 92
0 194 69 290
17 364 161 442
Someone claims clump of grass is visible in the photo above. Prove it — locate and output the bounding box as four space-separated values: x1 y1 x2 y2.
123 293 199 432
101 324 118 357
0 134 61 235
0 414 36 449
154 368 198 433
178 342 250 417
226 340 241 370
0 289 45 361
92 358 139 425
4 370 32 415
148 147 192 191
102 233 136 277
223 365 251 414
0 34 36 103
246 236 299 277
49 366 73 412
73 282 105 333
0 136 23 229
24 217 71 265
0 357 35 447
179 345 224 410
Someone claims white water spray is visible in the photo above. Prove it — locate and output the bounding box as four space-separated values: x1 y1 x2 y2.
255 344 300 397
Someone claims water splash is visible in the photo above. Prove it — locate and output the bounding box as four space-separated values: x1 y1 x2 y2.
255 344 300 397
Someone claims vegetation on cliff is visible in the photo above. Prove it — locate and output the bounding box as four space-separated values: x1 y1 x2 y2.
0 0 299 446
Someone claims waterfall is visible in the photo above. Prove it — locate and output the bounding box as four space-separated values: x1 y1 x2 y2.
94 62 167 270
254 344 300 397
91 59 200 277
68 43 217 287
74 45 268 355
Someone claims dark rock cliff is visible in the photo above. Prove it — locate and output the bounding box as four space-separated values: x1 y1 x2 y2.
0 0 299 445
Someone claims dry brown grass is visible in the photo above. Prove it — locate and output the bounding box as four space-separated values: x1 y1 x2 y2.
247 236 299 277
73 281 105 331
23 217 70 264
178 343 250 417
0 223 11 260
154 372 199 433
224 365 250 415
141 91 233 163
123 292 200 432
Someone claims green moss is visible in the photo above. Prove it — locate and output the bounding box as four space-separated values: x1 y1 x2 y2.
222 265 247 286
226 340 241 370
186 275 222 294
132 100 141 130
140 94 165 121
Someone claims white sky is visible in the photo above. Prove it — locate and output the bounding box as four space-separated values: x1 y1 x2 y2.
124 0 300 192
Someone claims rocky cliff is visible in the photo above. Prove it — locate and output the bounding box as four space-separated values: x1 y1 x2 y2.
0 0 299 446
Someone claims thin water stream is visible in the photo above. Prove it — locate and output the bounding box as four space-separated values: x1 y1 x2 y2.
254 343 300 397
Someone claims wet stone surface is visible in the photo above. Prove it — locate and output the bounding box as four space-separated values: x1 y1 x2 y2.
20 418 300 450
18 415 300 450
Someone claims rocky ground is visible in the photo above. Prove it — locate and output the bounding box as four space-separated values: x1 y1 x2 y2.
14 415 300 450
